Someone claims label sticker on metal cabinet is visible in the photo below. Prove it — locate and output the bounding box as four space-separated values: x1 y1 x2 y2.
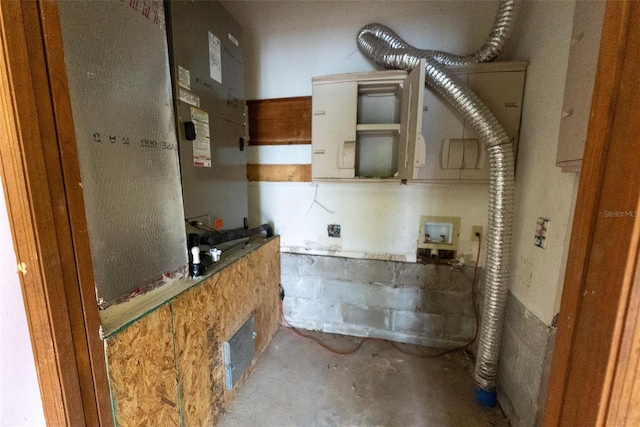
179 88 200 107
208 31 222 84
178 65 190 90
190 107 211 167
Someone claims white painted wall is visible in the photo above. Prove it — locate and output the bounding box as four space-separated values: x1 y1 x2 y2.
223 0 500 100
223 0 581 323
506 0 580 325
0 179 46 426
250 181 488 262
223 0 503 263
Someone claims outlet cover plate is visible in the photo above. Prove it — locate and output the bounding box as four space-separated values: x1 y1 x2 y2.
471 226 483 241
534 217 549 249
328 224 341 238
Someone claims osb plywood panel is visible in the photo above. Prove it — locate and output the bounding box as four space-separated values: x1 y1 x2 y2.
172 237 280 426
105 304 179 426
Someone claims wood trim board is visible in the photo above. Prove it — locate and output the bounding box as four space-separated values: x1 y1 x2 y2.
247 164 311 182
36 2 114 424
0 1 113 425
247 96 311 145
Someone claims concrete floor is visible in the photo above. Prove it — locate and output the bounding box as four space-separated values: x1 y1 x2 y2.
218 327 509 426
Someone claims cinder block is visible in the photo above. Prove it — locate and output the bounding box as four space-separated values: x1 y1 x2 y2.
391 310 444 338
504 293 549 353
367 284 421 311
280 252 300 276
392 264 478 292
424 264 453 290
347 258 395 285
501 355 539 427
394 262 432 287
320 323 372 339
286 297 341 324
508 313 547 396
498 326 522 398
497 295 552 427
299 254 346 280
418 290 441 314
449 266 478 292
280 274 317 300
515 343 545 400
500 322 521 370
419 290 474 316
282 295 295 318
477 269 488 297
341 303 390 331
538 328 556 418
321 279 369 306
285 317 323 332
443 315 476 340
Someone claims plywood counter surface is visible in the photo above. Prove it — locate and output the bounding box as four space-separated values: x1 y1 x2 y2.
100 236 278 337
103 236 280 426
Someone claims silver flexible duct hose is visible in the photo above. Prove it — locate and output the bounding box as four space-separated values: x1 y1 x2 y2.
356 0 518 399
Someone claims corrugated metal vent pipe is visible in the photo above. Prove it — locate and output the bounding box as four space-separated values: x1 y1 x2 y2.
356 0 519 406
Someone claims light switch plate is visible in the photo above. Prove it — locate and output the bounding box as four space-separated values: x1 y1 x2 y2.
534 217 549 249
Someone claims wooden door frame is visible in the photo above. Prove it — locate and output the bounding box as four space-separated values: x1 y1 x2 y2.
2 0 639 426
543 1 640 425
0 1 112 425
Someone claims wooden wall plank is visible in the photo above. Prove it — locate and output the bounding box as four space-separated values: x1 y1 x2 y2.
105 304 180 426
247 97 311 145
247 164 311 182
172 237 280 426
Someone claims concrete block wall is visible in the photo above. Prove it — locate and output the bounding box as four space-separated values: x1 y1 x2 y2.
497 292 554 427
281 253 480 348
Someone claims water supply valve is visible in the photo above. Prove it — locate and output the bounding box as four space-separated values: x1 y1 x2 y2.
209 248 222 262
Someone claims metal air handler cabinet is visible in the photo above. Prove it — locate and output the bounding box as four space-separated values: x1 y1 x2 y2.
165 1 248 230
312 61 527 182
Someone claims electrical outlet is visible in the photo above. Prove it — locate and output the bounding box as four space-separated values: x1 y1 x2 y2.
328 224 341 238
471 226 483 241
